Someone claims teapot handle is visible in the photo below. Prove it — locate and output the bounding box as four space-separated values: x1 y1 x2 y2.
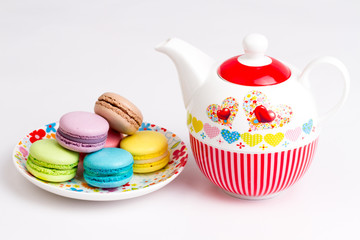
299 56 350 123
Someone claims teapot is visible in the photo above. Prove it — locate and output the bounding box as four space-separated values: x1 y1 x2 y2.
156 33 350 199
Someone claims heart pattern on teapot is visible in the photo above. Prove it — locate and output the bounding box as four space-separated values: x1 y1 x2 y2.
285 127 301 141
190 113 316 148
221 129 240 144
207 97 239 128
204 123 220 139
187 111 192 125
254 105 276 123
241 133 263 147
192 117 203 133
302 119 313 134
264 133 284 147
243 90 293 132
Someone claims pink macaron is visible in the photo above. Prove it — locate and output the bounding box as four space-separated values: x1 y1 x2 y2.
104 128 123 148
56 111 109 153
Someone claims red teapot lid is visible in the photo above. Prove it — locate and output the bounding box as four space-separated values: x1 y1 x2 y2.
218 34 291 86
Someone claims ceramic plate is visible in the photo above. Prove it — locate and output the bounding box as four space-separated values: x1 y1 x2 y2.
13 122 188 201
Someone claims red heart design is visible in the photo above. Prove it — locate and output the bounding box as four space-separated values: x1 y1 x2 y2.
217 108 231 120
254 105 276 123
207 97 239 128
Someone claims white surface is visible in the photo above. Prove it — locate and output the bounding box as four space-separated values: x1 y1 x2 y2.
0 0 359 239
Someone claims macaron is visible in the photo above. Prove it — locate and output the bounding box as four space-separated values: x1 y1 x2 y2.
120 131 169 173
56 111 109 153
104 128 123 148
26 139 79 182
83 148 134 188
94 92 143 135
76 129 123 177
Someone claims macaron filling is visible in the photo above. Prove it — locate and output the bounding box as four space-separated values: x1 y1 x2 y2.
96 95 142 127
57 127 108 144
134 151 170 164
84 164 133 177
133 154 170 173
28 155 78 170
84 171 133 183
26 157 77 176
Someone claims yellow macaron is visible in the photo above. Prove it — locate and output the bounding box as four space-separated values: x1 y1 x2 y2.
120 131 169 173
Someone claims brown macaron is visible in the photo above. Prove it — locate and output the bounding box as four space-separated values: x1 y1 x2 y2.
94 92 143 135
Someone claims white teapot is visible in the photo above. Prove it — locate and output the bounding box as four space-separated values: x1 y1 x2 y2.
156 33 350 199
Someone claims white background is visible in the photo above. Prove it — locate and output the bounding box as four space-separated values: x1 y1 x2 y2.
1 0 359 239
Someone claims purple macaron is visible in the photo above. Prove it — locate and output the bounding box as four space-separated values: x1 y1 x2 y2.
56 111 109 153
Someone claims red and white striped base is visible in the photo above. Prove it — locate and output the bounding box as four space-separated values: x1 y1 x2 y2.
190 134 319 199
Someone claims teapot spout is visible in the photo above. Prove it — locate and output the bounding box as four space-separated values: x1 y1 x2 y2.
156 38 215 108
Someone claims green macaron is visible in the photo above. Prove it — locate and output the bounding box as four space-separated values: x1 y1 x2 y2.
26 139 79 182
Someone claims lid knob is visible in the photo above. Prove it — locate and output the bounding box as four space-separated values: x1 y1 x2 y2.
218 33 292 86
238 33 272 66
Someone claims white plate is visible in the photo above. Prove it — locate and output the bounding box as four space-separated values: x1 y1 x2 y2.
13 122 188 201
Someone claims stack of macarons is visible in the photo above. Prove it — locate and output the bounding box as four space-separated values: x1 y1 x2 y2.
26 92 170 188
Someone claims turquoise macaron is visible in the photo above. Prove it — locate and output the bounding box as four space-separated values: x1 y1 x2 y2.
83 148 134 188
